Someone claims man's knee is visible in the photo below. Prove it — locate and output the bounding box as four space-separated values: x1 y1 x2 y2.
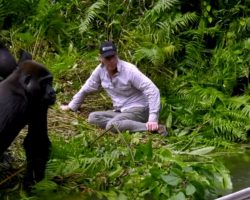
88 112 98 124
106 120 119 132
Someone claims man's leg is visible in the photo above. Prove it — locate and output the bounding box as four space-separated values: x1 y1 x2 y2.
106 107 149 133
88 110 120 129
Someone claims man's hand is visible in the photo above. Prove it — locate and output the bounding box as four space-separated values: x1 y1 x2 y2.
146 121 159 132
60 104 70 111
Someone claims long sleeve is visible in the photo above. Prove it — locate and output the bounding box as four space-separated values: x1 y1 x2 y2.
130 68 160 122
68 65 102 111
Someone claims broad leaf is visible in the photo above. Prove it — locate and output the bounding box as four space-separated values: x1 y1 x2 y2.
188 146 215 155
161 174 182 186
186 183 196 195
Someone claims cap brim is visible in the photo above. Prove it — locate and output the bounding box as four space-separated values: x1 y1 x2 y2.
101 50 116 58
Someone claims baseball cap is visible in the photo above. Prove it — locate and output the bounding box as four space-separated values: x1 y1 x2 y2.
100 41 117 57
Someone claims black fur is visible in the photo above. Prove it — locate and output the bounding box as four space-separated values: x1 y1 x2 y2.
0 60 56 188
0 44 17 79
0 43 32 80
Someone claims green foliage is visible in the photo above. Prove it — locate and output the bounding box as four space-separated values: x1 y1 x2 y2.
0 0 39 30
144 0 179 22
161 80 250 141
19 131 232 200
79 0 106 34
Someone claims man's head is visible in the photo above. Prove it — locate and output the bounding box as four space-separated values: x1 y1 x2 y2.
100 41 118 75
100 41 117 58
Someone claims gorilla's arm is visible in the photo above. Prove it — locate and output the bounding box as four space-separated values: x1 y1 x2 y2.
23 105 51 185
22 64 55 186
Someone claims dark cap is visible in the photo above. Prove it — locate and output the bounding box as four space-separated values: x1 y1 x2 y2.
100 41 117 57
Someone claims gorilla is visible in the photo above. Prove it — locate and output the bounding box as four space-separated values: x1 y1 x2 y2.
0 60 56 188
0 43 32 80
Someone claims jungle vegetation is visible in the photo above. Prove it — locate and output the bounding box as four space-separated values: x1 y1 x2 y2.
0 0 250 199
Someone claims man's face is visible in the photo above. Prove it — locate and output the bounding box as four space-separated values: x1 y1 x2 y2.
101 55 118 74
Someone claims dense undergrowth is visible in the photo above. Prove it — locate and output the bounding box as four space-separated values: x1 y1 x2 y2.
1 116 234 200
0 107 238 200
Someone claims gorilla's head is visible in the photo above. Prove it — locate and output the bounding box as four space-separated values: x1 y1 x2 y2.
18 60 56 105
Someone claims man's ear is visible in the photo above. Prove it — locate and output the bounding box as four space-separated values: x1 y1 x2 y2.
99 56 103 62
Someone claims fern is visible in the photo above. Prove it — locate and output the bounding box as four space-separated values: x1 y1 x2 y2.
163 75 250 141
242 105 250 117
79 0 106 34
134 45 166 66
180 38 206 71
145 0 179 20
158 12 199 34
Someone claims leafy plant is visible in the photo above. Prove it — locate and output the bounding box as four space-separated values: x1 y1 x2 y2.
15 131 232 200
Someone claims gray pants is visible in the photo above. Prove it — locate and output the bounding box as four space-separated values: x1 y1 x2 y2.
88 107 149 133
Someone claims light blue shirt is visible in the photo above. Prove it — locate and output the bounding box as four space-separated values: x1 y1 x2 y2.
68 59 160 122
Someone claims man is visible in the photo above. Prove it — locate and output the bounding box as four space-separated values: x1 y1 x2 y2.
60 41 167 136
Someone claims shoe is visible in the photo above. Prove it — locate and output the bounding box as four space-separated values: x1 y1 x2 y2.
157 125 168 136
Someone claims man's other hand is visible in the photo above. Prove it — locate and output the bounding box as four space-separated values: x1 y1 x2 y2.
60 104 70 111
146 121 159 132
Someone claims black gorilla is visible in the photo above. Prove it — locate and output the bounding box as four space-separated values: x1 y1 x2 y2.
0 60 56 187
0 43 32 80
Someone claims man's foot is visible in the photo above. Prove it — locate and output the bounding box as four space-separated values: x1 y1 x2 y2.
157 124 168 136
